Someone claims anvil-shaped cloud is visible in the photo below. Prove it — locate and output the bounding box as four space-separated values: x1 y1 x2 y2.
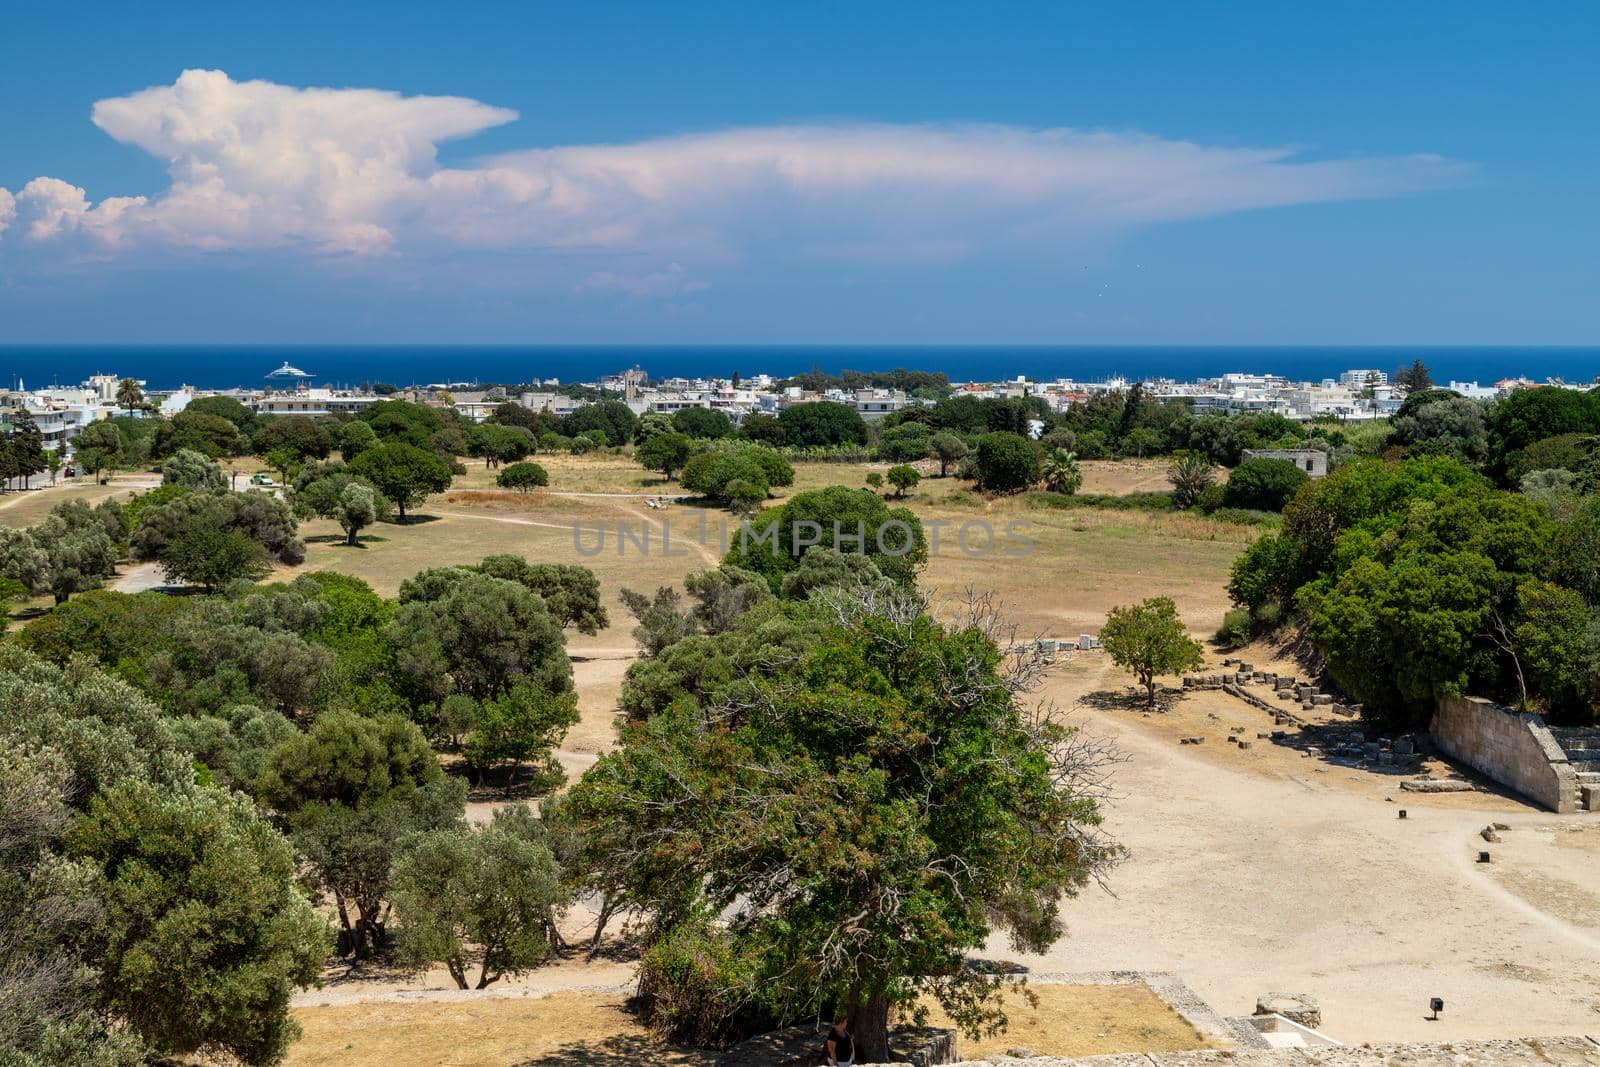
1 69 1463 282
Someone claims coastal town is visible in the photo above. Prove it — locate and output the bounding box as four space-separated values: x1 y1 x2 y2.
0 360 1572 463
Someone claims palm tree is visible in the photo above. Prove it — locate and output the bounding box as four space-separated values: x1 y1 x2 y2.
1039 448 1083 495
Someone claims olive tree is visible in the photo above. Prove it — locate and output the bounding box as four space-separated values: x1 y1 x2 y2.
1099 596 1205 707
391 806 565 989
564 591 1120 1059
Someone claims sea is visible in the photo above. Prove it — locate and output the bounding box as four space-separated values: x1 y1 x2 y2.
2 345 1598 392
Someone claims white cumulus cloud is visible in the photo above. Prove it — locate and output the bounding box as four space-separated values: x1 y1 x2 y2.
3 69 1466 275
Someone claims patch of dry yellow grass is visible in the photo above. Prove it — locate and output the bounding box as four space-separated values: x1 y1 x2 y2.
919 982 1212 1060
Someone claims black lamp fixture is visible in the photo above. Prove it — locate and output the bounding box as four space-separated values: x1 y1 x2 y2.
1428 997 1443 1021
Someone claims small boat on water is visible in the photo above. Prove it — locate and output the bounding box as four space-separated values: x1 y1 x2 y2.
266 361 313 379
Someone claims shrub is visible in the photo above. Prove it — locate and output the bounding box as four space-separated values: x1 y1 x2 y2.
637 918 770 1048
1222 458 1310 512
497 462 550 492
1216 608 1252 649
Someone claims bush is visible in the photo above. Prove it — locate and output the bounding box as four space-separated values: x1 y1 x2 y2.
1193 483 1227 513
1216 608 1252 649
497 462 550 492
972 432 1037 493
1026 491 1173 512
636 918 770 1048
1222 458 1310 512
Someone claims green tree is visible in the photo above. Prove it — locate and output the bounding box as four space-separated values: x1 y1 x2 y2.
739 412 785 446
390 567 574 705
1099 596 1205 707
1390 395 1489 466
496 460 549 492
46 446 61 484
885 464 920 498
348 441 454 520
335 418 378 461
185 395 258 435
1222 457 1310 512
1511 580 1597 716
116 377 144 414
777 400 869 447
929 432 969 477
1 505 119 604
468 422 534 468
74 419 124 482
68 780 329 1065
1167 451 1215 509
464 680 579 791
161 447 226 490
296 465 391 545
619 586 698 657
155 410 250 458
5 408 48 488
972 431 1037 493
330 482 380 546
256 711 466 958
672 406 734 440
474 555 609 634
1394 358 1434 394
725 485 927 593
563 593 1119 1059
563 400 638 446
637 430 694 480
1038 448 1083 495
158 523 271 591
392 806 564 989
1486 386 1600 481
252 415 334 463
132 489 305 585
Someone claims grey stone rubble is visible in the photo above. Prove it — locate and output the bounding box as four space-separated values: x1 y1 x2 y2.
874 1035 1600 1065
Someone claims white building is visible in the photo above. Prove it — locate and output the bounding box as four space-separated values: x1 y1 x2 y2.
1338 369 1388 389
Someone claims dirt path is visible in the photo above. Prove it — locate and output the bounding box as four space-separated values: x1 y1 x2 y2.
110 561 169 593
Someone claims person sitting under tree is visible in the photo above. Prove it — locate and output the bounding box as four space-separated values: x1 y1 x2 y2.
824 1015 855 1067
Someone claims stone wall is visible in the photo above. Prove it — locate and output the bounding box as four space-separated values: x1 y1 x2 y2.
1430 696 1579 813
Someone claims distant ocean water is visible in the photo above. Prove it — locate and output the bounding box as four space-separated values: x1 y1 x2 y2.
2 345 1598 392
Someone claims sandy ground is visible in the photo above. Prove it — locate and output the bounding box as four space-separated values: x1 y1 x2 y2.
1003 645 1600 1045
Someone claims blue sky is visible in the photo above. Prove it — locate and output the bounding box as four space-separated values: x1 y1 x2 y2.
1 1 1595 344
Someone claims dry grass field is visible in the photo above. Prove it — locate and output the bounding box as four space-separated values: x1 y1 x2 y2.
285 982 1209 1066
918 982 1210 1060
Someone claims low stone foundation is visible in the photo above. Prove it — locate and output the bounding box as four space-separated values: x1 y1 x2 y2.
910 1034 1600 1065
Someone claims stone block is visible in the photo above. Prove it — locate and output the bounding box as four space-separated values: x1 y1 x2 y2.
1254 992 1321 1030
1180 736 1205 745
1238 740 1252 750
1312 693 1334 706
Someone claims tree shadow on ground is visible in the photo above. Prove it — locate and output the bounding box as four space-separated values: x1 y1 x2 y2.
304 533 389 547
387 514 444 525
512 1033 715 1067
1077 687 1181 714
